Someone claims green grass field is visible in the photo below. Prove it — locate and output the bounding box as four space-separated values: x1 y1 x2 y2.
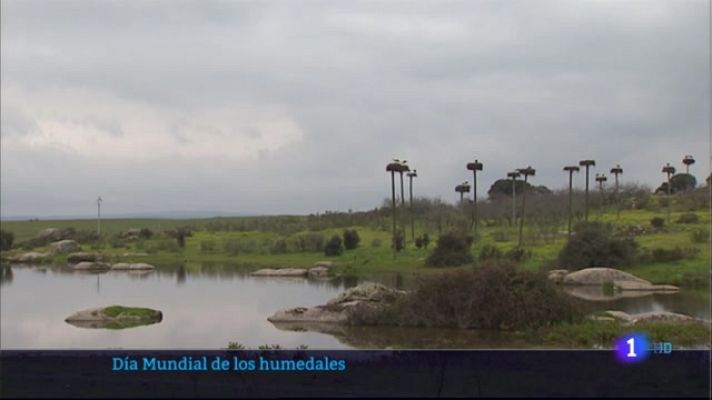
1 207 709 286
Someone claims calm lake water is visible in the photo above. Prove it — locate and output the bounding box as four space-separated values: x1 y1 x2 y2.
1 264 709 349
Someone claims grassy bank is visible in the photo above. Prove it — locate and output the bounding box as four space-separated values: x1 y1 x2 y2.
536 320 711 349
1 207 709 286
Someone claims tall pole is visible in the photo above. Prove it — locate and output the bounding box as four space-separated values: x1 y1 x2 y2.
596 174 607 220
467 160 483 239
662 163 675 224
391 170 397 258
96 196 103 235
386 161 401 258
507 171 520 227
398 161 408 207
563 166 579 237
455 182 471 233
408 170 417 243
611 165 623 221
517 167 535 248
579 160 596 221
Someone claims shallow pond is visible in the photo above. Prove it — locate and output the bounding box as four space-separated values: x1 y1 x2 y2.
1 264 708 349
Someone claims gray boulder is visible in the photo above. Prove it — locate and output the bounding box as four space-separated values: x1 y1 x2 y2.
251 268 308 277
37 228 66 241
67 252 103 264
630 311 699 325
327 282 405 306
8 252 52 263
593 310 706 326
50 240 81 253
313 261 334 269
72 261 111 271
268 306 349 324
111 263 155 271
268 282 405 324
562 267 679 292
308 266 330 278
563 268 648 285
121 252 148 258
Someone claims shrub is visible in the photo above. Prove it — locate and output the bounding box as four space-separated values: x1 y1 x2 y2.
138 228 153 239
650 247 685 262
108 236 128 249
643 247 700 263
425 232 474 267
229 239 258 255
156 239 180 252
0 230 14 251
371 238 382 248
478 244 502 261
343 229 360 250
505 247 532 262
650 217 665 229
288 232 324 252
351 261 583 330
557 222 638 269
270 239 288 254
676 212 700 224
200 240 216 253
324 235 344 256
690 228 709 244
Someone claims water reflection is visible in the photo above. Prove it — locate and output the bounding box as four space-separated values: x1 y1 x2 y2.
1 262 709 349
0 265 13 286
66 317 162 330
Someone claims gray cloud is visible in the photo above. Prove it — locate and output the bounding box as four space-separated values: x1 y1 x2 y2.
1 0 709 217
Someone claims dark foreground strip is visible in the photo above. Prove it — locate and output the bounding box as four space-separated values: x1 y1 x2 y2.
0 350 709 398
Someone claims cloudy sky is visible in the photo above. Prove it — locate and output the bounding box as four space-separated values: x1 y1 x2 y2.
1 0 709 218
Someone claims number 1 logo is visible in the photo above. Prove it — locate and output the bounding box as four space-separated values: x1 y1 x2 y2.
615 333 649 364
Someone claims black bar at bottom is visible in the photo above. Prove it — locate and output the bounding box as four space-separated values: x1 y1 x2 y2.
0 350 709 398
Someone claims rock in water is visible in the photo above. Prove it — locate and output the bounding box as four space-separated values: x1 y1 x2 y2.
72 261 111 271
313 261 334 269
251 268 308 277
327 282 405 305
67 252 103 264
308 266 330 278
111 263 155 271
563 268 649 285
8 252 52 263
267 282 405 324
562 267 678 291
50 240 81 253
65 305 162 329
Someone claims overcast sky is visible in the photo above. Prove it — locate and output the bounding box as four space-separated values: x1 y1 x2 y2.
1 0 709 218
